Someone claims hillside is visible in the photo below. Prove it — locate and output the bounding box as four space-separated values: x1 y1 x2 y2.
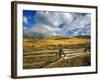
23 36 90 52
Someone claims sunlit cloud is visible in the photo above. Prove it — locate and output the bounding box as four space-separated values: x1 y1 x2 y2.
23 16 28 24
23 10 91 37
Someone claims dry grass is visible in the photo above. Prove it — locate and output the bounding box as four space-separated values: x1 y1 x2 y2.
23 36 91 69
23 37 90 52
23 52 91 69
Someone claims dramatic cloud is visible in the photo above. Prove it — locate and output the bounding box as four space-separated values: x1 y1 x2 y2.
72 13 90 28
31 11 74 36
32 24 65 36
23 10 91 37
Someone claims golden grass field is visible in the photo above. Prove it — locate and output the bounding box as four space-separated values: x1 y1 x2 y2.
23 36 91 69
23 36 90 52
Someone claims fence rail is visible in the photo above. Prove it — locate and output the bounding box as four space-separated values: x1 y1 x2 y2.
23 49 90 69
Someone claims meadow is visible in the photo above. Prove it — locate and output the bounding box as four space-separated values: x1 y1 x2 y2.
23 36 91 69
23 36 90 52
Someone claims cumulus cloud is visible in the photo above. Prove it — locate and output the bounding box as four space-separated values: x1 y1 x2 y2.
32 24 65 36
31 11 74 36
60 13 73 24
35 11 62 27
73 13 90 28
24 11 91 37
23 16 28 24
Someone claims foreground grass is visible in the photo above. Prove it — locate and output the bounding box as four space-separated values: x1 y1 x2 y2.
23 52 90 69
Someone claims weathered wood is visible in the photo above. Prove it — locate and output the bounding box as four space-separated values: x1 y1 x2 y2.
44 53 90 68
23 49 90 69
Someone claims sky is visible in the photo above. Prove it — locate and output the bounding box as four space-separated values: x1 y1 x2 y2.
23 10 91 37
